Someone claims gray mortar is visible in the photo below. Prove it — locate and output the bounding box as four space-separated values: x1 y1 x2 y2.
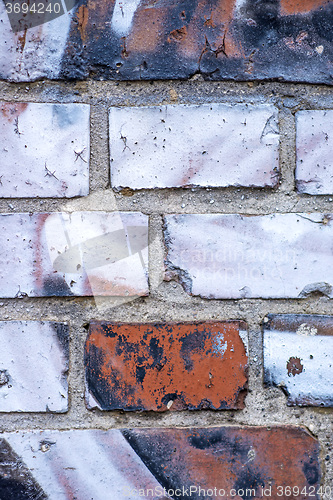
0 78 332 493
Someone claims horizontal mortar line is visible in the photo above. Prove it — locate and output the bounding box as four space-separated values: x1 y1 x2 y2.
1 206 333 215
0 296 332 306
0 93 332 110
0 414 328 428
2 77 333 91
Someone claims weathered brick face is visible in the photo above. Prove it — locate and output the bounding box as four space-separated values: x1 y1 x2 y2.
0 321 69 412
0 102 90 198
164 213 333 299
0 427 320 498
85 321 248 411
1 0 333 82
110 103 279 189
0 212 148 297
296 110 333 195
0 1 333 495
264 314 333 407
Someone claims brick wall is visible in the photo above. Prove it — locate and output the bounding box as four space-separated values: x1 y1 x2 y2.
0 1 333 498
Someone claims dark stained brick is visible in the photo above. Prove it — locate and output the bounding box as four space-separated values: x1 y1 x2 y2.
123 426 321 499
1 0 333 82
0 427 321 499
85 321 248 411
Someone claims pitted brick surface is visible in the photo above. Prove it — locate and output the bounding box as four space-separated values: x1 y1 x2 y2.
110 103 279 190
0 103 90 198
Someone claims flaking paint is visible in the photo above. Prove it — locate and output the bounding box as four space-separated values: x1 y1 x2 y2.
85 321 248 411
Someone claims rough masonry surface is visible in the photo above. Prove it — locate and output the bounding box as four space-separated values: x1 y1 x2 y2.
1 0 333 83
110 103 279 190
164 213 333 299
0 212 149 298
85 321 248 411
296 110 333 195
0 427 321 499
0 102 90 198
264 314 333 407
0 321 69 412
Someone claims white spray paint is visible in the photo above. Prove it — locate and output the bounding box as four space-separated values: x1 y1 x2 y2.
111 0 141 37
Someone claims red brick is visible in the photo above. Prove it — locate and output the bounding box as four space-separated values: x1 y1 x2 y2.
0 427 320 498
85 321 248 411
124 427 321 498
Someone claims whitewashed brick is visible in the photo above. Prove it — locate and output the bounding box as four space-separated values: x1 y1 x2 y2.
0 212 148 297
110 103 279 189
264 314 333 406
0 321 68 412
2 430 162 499
0 103 90 197
164 213 333 299
296 110 333 195
0 2 71 82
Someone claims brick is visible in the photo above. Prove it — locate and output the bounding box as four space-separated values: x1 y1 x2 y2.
0 212 148 297
164 213 333 299
0 321 68 412
85 321 248 411
0 103 89 198
0 427 321 498
110 104 279 190
1 1 333 83
0 6 72 82
264 314 333 407
296 110 333 195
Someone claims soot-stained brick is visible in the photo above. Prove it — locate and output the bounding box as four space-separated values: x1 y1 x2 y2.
0 428 321 499
0 439 47 500
85 321 248 411
123 427 321 499
2 0 333 82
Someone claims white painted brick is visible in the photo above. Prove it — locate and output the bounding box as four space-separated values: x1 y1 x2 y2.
0 103 90 197
0 212 148 297
2 430 165 499
164 213 333 299
0 2 71 82
110 103 279 189
296 110 333 195
264 314 333 406
0 321 68 412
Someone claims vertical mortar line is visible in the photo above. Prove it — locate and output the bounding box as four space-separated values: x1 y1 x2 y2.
66 309 92 424
89 103 110 192
107 102 112 190
244 310 266 397
148 214 165 295
278 105 297 195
